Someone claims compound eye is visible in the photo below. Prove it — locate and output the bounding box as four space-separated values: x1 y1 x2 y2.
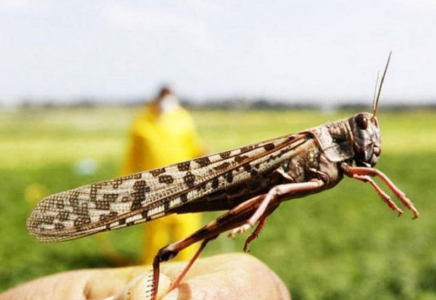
355 113 368 129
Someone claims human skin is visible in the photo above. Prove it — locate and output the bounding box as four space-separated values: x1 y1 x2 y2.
0 253 291 300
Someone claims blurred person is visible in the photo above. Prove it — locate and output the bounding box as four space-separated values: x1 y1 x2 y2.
121 86 205 264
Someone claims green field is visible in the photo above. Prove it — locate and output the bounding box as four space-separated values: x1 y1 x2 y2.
1 107 435 300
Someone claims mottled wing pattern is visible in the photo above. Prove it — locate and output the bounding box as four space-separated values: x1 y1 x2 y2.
27 132 309 242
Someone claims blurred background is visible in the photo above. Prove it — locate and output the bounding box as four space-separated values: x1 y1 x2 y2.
1 1 436 299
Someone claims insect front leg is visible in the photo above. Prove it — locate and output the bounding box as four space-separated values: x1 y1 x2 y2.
229 178 325 237
350 173 404 216
341 163 419 219
150 195 275 300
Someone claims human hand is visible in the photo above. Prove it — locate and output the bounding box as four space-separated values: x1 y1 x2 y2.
0 253 290 300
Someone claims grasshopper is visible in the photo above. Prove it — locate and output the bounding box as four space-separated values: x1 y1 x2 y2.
27 53 419 300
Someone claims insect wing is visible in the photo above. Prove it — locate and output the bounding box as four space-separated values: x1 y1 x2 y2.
27 133 306 242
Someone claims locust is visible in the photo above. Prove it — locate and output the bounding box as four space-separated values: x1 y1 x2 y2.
27 53 419 300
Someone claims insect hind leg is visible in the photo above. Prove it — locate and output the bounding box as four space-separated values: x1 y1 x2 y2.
169 235 218 291
243 216 267 253
150 196 269 300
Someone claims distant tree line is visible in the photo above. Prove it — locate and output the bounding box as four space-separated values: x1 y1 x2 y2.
3 97 436 111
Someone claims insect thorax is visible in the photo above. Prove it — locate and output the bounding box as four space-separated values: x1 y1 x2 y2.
307 119 354 163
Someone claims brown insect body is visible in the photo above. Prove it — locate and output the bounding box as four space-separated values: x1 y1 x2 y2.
27 53 419 300
26 118 350 241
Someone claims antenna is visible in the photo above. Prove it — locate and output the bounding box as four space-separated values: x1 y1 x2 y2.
372 71 380 112
373 51 392 116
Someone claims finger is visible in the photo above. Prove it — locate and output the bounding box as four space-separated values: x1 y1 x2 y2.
159 253 290 300
0 253 290 300
0 267 170 300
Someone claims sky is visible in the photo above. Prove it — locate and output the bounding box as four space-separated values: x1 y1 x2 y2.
0 0 435 106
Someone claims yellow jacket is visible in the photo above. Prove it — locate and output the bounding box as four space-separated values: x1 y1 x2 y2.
122 104 204 264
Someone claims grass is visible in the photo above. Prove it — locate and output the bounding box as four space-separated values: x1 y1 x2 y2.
0 107 435 299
